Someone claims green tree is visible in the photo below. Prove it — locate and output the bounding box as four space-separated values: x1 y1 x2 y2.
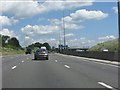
34 42 42 48
2 35 10 47
43 42 51 50
8 37 21 48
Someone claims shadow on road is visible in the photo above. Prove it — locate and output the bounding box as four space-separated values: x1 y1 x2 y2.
32 59 49 61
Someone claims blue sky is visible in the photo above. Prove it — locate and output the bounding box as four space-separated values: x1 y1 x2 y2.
0 0 118 48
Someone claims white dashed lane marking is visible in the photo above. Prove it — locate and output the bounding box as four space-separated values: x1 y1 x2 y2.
21 61 24 63
98 82 115 89
12 66 17 70
55 60 58 62
64 65 70 69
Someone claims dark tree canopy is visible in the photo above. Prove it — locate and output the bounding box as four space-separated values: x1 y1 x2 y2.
43 42 51 50
8 37 21 48
2 35 10 47
0 34 21 48
27 42 51 51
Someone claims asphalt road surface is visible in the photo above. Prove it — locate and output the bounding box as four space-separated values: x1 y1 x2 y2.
2 53 119 89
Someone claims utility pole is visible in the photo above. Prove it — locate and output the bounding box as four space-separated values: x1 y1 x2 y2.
118 0 120 64
118 0 120 45
59 28 61 52
63 10 66 50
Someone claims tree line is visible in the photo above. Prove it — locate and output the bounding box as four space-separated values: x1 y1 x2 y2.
27 42 51 51
0 34 21 49
0 34 51 51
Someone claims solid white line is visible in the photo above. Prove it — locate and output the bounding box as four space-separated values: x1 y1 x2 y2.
92 61 119 68
64 65 70 69
57 53 119 67
98 82 114 89
12 66 17 70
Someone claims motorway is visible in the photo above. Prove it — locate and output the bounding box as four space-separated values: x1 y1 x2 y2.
2 53 119 89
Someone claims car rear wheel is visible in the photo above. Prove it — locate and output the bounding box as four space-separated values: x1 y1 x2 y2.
46 57 48 60
34 56 37 60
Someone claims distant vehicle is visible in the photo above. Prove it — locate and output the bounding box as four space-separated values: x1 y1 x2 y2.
34 48 49 60
102 49 109 52
76 49 84 52
25 47 32 54
41 46 46 50
100 48 109 52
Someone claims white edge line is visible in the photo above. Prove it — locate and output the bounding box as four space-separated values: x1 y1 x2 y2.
98 82 113 89
92 61 119 67
12 66 17 70
64 65 70 69
57 53 119 67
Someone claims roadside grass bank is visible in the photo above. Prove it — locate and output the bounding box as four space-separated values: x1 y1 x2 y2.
0 47 25 56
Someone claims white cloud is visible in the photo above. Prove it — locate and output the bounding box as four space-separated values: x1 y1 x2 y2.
1 0 46 19
25 36 30 40
112 7 118 14
21 24 60 36
0 16 18 26
1 0 94 19
67 37 96 47
64 16 72 22
64 9 108 22
21 22 83 37
65 23 83 30
49 19 62 25
22 37 58 47
61 33 75 38
21 37 34 47
49 18 83 30
65 33 75 37
98 35 117 41
0 28 18 39
43 0 93 11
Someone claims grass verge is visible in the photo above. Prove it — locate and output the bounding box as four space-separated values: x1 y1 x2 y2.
0 47 25 56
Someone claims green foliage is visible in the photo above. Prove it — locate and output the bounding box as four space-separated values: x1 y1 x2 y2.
28 42 42 49
0 34 24 56
89 39 119 51
43 42 51 50
34 42 43 48
1 34 21 49
2 35 10 47
8 37 21 48
27 42 51 51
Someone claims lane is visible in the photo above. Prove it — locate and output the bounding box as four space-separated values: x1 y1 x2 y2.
2 54 32 64
3 53 105 88
2 53 118 89
53 53 118 89
2 54 33 78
